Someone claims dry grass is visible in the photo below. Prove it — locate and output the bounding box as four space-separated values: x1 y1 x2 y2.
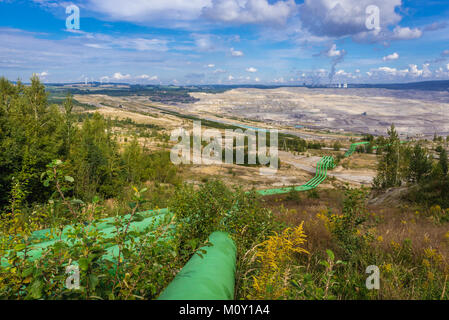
265 189 449 270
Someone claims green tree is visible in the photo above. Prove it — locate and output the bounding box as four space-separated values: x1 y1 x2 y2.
438 147 448 177
373 124 401 189
0 76 65 207
407 143 432 183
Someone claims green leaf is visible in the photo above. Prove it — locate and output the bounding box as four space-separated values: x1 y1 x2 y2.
326 249 335 261
64 176 74 183
89 274 99 291
78 258 89 271
22 267 34 278
131 214 144 222
14 244 27 251
71 199 84 205
29 279 43 299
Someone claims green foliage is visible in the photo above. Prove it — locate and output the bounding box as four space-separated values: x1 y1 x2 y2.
0 169 181 300
0 77 179 211
169 181 278 299
407 143 432 183
332 141 342 151
327 188 368 256
0 76 65 206
286 188 302 204
438 147 448 177
373 124 401 189
307 189 320 199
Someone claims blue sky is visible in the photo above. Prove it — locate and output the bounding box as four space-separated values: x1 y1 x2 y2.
0 0 448 85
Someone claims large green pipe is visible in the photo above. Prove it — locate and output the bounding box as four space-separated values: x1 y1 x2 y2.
157 231 236 300
29 208 169 243
1 210 174 267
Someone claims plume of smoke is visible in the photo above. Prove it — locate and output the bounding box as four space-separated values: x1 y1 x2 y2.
329 49 346 84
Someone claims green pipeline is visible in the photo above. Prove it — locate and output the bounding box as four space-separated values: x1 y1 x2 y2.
157 231 236 300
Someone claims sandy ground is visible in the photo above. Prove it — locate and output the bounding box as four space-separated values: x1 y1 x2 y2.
189 87 449 138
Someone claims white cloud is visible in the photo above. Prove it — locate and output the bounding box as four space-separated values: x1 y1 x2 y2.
112 72 131 80
230 47 244 56
300 0 402 38
408 64 423 77
85 43 106 49
207 64 215 68
273 77 285 83
383 52 399 61
82 34 169 52
87 0 211 23
326 44 341 57
202 0 297 25
191 34 215 51
246 67 257 73
422 63 432 78
370 64 432 79
137 74 158 81
391 26 422 40
213 68 226 74
228 75 234 80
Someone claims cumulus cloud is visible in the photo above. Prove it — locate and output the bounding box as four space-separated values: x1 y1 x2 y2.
326 44 342 57
87 0 211 23
202 0 297 25
391 26 422 40
192 34 215 51
137 74 158 81
112 72 131 80
370 64 432 79
383 52 399 61
35 71 49 80
273 77 285 83
299 0 402 38
230 47 244 56
71 0 299 27
246 67 257 73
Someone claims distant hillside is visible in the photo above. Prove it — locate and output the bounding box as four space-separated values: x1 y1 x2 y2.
351 80 449 92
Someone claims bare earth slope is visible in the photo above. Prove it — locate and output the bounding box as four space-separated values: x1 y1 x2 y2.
189 87 449 138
